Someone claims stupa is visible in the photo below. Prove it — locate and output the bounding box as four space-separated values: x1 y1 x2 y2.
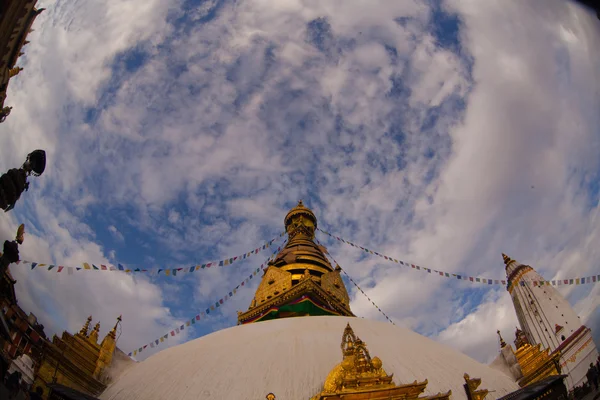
502 254 598 390
100 201 523 400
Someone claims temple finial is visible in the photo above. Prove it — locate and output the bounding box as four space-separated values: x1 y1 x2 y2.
108 315 122 339
497 330 506 348
502 253 512 265
79 315 92 336
89 322 100 344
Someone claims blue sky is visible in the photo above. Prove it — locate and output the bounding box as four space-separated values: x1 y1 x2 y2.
0 0 599 364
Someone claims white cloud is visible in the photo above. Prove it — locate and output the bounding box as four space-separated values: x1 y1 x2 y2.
108 225 125 241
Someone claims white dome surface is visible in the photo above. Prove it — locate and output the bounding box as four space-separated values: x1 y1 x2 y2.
101 316 520 400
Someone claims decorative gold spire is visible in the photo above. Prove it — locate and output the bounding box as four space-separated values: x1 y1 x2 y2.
79 316 92 336
311 323 451 400
463 373 489 400
94 315 121 379
89 322 100 344
497 330 506 348
108 315 122 339
502 253 511 265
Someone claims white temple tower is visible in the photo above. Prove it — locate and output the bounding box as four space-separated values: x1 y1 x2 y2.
503 253 599 390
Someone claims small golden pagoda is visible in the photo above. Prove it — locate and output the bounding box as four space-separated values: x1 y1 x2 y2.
237 201 354 324
311 323 452 400
512 327 561 387
32 315 124 398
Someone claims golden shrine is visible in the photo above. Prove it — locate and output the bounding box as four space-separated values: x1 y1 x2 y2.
237 200 354 324
512 328 561 388
496 327 561 389
32 315 123 399
311 323 452 400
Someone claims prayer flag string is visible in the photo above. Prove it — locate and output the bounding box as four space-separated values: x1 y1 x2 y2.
315 237 396 326
317 228 600 288
16 232 285 276
126 241 286 358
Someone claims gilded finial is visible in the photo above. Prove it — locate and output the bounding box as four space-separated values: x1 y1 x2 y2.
502 253 512 265
89 322 100 344
108 315 122 338
266 394 276 400
16 224 25 244
79 315 92 336
497 330 506 348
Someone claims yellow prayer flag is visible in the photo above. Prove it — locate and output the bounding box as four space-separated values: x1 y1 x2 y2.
133 350 137 356
38 263 47 267
160 337 164 342
186 321 190 326
195 266 201 271
83 263 91 270
165 270 171 276
224 259 229 266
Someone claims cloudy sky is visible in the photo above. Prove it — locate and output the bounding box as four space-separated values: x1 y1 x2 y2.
0 0 599 365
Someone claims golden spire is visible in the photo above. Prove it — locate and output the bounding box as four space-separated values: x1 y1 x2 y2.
502 253 511 265
79 316 92 336
94 315 122 379
108 315 122 339
89 322 100 344
497 330 506 348
238 201 354 324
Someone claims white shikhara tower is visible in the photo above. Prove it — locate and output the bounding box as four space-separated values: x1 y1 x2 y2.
503 254 598 390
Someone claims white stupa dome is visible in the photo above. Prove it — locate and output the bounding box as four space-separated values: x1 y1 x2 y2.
101 316 520 400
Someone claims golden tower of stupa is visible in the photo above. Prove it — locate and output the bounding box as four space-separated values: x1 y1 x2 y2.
237 200 354 324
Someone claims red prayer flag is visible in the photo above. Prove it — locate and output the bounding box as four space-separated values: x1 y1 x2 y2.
171 331 175 336
195 315 200 321
57 266 64 273
100 265 107 270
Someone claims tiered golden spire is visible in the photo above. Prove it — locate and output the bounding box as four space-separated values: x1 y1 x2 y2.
108 315 122 339
79 316 92 336
94 315 122 379
89 322 100 344
237 201 353 324
497 330 506 348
